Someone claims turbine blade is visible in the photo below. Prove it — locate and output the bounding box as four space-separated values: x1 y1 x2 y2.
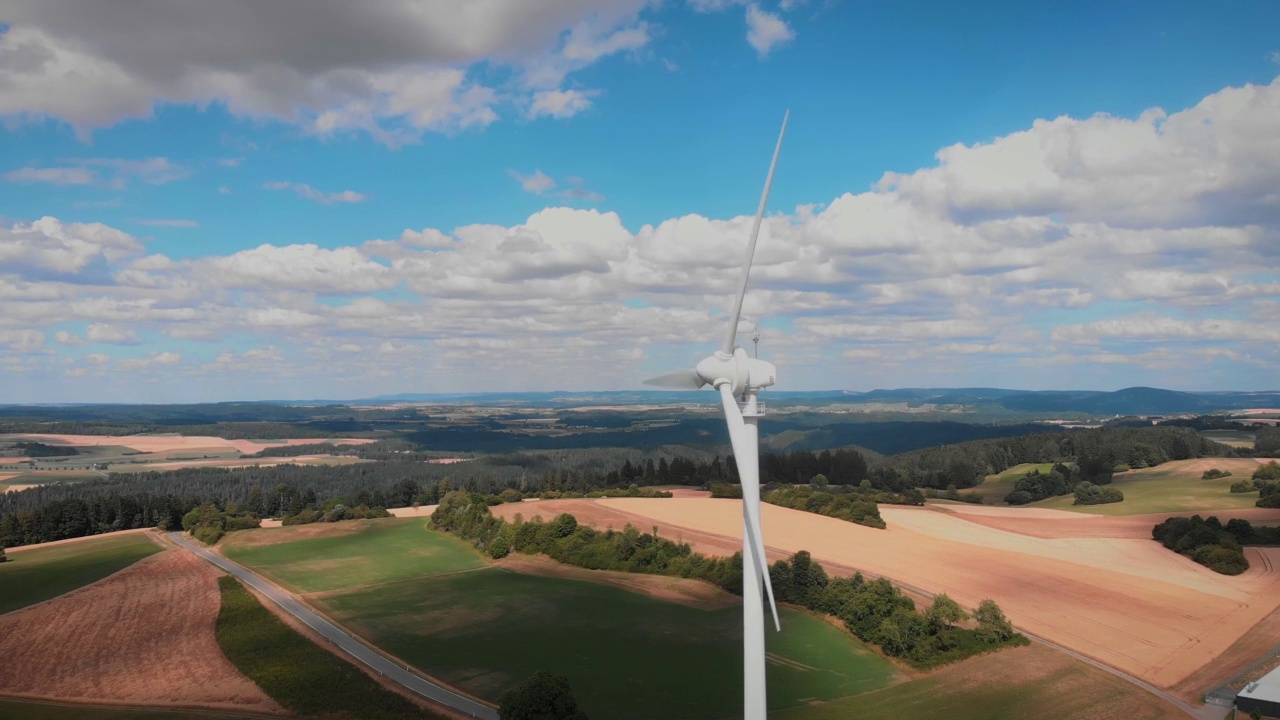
721 110 789 356
643 370 704 390
718 384 781 632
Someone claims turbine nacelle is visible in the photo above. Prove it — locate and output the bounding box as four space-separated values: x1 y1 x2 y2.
696 348 776 396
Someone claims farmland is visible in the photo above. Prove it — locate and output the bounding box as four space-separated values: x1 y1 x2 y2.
512 495 1280 694
774 643 1185 720
227 517 898 720
220 517 485 593
0 532 162 614
1033 458 1269 515
316 566 897 720
0 548 278 713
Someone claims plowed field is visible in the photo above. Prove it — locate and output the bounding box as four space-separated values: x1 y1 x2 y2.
0 549 279 714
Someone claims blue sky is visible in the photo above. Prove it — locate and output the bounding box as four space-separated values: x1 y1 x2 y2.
1 0 1278 402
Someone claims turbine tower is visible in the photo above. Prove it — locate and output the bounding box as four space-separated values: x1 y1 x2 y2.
645 110 788 720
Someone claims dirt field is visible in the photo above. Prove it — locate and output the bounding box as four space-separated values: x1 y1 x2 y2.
0 548 280 714
509 496 1280 693
388 505 438 518
494 554 740 610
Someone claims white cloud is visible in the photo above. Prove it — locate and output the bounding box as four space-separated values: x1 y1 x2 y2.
510 169 557 195
118 351 180 371
528 89 599 119
264 181 367 205
203 244 394 293
3 166 95 185
0 1 655 143
745 5 795 57
54 330 84 345
1 76 1278 398
0 216 143 276
86 322 140 344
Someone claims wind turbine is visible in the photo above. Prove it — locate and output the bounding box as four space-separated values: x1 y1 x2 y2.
645 110 788 720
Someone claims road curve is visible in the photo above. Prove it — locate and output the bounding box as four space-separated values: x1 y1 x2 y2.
169 532 498 720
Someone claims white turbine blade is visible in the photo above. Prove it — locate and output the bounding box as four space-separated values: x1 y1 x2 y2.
643 370 705 390
718 384 781 632
721 110 789 356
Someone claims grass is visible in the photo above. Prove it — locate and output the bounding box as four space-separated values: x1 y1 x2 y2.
0 533 161 614
775 643 1184 720
222 518 485 593
1034 463 1265 516
316 567 897 720
215 575 443 720
965 463 1055 503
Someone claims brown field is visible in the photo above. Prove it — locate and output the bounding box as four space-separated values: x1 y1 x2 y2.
388 505 439 518
135 454 367 472
0 547 279 714
505 496 1280 694
494 553 740 610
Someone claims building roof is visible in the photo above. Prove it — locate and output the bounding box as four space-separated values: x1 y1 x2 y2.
1238 664 1280 705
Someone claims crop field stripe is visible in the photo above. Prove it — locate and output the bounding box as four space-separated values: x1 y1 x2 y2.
214 575 446 720
0 532 162 615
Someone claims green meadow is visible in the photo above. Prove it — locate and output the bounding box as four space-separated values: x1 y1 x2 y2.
317 567 897 720
221 517 485 592
230 517 898 720
1034 462 1265 515
0 532 161 615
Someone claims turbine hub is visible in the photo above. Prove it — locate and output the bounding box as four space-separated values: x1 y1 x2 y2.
696 347 776 396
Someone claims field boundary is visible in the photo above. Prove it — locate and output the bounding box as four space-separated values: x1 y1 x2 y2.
169 532 497 720
0 694 285 719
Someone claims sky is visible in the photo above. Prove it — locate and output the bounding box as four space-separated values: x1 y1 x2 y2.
1 0 1278 403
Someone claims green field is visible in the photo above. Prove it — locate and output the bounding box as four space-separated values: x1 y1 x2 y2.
318 567 897 720
221 518 486 593
0 533 161 614
1034 463 1264 515
215 576 441 720
965 463 1055 503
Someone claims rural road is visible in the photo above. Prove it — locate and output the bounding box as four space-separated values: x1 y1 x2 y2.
169 532 499 720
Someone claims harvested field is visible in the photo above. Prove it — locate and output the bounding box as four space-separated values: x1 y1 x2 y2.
552 496 1280 690
0 549 279 714
2 483 38 493
495 553 739 610
1170 599 1280 703
118 454 367 472
388 504 438 518
775 642 1186 720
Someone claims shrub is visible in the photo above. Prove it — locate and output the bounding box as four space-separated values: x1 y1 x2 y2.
1073 481 1124 505
709 483 742 499
764 486 885 529
1230 480 1256 493
1202 468 1232 479
1254 461 1280 481
498 671 589 720
0 546 7 563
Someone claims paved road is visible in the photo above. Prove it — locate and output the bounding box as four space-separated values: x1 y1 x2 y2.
170 532 498 720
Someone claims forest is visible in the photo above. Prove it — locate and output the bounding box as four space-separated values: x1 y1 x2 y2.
0 424 1247 548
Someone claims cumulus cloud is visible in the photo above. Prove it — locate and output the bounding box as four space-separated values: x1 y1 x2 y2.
264 181 367 205
528 89 599 119
0 1 655 143
746 5 795 57
508 171 605 203
2 76 1279 398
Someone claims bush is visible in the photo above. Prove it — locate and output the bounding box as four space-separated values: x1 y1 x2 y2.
764 486 885 529
498 671 589 720
1202 468 1232 479
1254 461 1280 481
1073 481 1124 505
0 546 7 563
709 483 742 499
1229 480 1256 493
